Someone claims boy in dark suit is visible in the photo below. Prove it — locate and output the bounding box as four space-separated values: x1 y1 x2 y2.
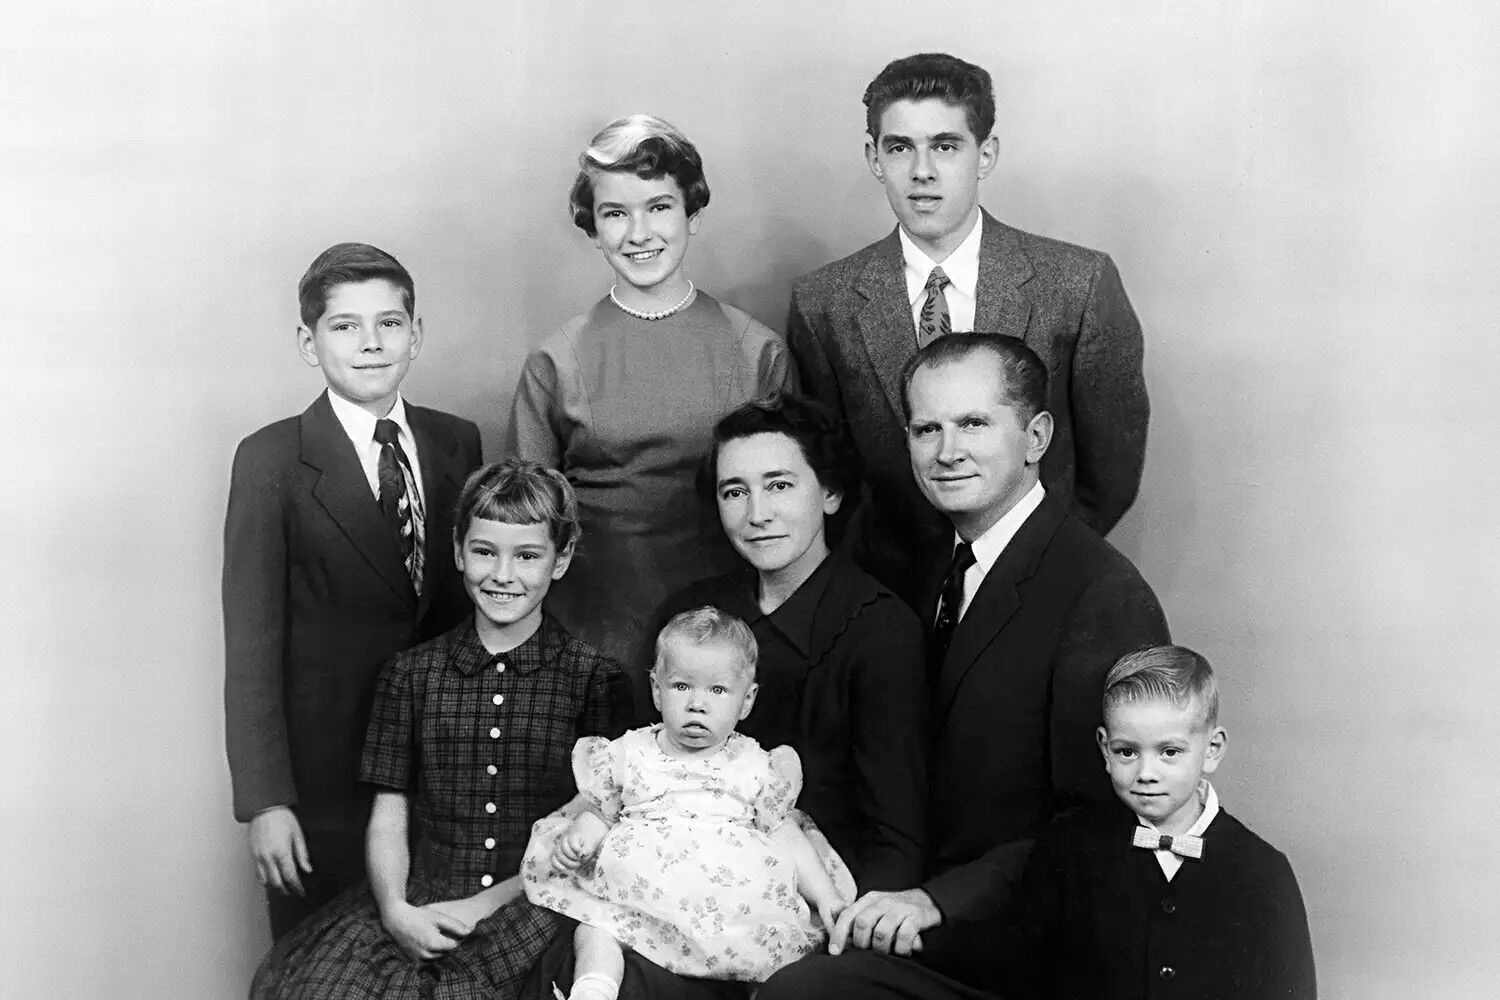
223 243 483 939
788 52 1149 607
1004 645 1317 999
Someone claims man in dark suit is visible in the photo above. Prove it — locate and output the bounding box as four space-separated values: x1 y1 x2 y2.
223 243 482 939
789 52 1148 606
758 334 1169 999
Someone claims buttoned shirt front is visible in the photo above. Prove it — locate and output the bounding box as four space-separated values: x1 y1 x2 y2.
360 615 625 895
900 212 983 335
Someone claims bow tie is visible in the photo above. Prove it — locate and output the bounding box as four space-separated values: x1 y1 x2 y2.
1132 825 1204 859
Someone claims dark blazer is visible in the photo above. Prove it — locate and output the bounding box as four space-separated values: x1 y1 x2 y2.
1003 804 1317 1000
223 392 482 829
917 492 1169 971
788 212 1148 603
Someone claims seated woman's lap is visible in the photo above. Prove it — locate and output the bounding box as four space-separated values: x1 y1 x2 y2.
755 951 998 1000
521 921 750 1000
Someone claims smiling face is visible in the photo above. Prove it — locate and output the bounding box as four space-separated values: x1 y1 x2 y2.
715 432 841 592
590 169 700 311
866 97 997 260
453 518 572 648
906 354 1052 541
297 278 421 418
1097 698 1227 836
651 639 757 757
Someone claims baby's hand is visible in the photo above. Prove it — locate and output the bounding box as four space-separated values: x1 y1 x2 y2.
550 817 605 874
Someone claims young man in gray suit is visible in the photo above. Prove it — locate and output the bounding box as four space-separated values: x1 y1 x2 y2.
789 52 1149 605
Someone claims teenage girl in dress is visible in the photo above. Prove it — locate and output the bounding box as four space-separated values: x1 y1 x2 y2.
521 607 853 1000
251 460 627 1000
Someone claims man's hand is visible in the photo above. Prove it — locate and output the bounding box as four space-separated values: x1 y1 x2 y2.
247 806 311 897
381 901 469 962
829 888 942 957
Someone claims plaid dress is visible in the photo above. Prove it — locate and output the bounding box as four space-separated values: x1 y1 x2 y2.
251 614 627 1000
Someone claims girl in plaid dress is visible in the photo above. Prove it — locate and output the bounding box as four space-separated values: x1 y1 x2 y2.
251 460 628 1000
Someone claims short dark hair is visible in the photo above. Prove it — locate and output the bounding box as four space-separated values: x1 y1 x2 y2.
1104 645 1220 729
863 53 996 143
702 393 863 540
900 334 1048 424
453 459 581 552
297 242 415 329
568 114 711 237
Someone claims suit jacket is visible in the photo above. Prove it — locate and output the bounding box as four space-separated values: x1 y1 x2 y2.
223 392 482 828
788 211 1148 604
914 493 1169 986
1003 805 1317 1000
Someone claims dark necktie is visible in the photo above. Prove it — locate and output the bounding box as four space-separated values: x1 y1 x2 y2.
374 418 425 593
917 266 953 347
930 541 976 669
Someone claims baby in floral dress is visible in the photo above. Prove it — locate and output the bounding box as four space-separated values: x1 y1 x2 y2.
522 607 854 1000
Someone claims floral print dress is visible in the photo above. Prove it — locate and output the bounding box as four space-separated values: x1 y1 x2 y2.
521 726 853 982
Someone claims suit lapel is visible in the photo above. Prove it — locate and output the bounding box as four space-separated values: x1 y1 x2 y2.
933 495 1069 722
300 394 416 609
408 404 465 618
972 211 1035 341
853 229 917 421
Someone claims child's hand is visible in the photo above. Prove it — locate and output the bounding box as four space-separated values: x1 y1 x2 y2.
816 897 846 934
551 818 605 874
381 901 469 962
247 806 312 897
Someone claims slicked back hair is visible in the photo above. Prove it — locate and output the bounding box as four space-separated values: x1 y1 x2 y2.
297 242 415 329
1103 645 1220 730
863 52 996 142
568 114 711 236
900 333 1049 425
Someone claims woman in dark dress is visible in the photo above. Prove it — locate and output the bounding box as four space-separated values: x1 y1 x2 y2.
522 395 929 1000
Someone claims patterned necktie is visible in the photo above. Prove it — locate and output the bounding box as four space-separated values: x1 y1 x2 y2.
930 541 976 672
1132 826 1205 860
917 266 953 347
374 418 425 594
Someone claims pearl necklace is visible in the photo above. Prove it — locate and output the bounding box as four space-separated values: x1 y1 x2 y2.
609 281 696 321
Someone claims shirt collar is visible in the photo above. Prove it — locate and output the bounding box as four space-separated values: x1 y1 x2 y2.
1138 780 1222 840
965 481 1046 577
325 388 411 449
449 613 562 675
761 553 837 658
899 211 983 307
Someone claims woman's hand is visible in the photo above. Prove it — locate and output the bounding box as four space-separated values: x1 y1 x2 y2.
551 812 609 874
380 901 470 962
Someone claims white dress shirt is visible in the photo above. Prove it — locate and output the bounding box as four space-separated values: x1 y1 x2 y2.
1138 780 1221 881
900 212 983 335
326 389 426 506
955 480 1046 620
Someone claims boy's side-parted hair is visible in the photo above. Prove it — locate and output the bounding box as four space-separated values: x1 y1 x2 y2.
297 242 416 329
1103 645 1220 729
863 52 996 143
568 114 711 237
453 459 581 552
703 392 862 539
900 333 1049 424
653 606 758 682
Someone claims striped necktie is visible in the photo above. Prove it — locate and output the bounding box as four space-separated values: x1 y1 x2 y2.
374 418 425 594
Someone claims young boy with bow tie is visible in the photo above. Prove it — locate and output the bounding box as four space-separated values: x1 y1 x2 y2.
1003 645 1317 999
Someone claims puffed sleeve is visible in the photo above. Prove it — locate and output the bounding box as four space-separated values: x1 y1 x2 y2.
571 735 624 822
753 744 804 832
